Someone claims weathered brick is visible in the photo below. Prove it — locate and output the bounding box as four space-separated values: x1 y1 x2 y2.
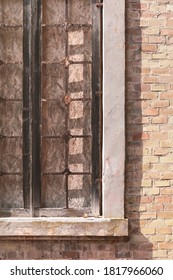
150 132 168 140
154 180 170 187
142 108 159 116
153 250 167 258
140 227 156 235
151 68 167 75
140 212 157 219
160 156 173 163
157 212 173 219
148 203 164 212
143 188 160 195
161 29 173 36
148 219 164 227
165 220 173 226
141 180 152 187
151 84 168 92
152 163 169 172
152 115 168 124
149 235 166 243
143 125 159 132
161 172 173 180
160 188 173 195
142 28 160 36
153 148 169 155
141 92 158 100
143 76 158 83
142 44 158 52
159 243 173 250
150 5 166 13
142 156 159 164
160 108 173 115
61 251 80 259
164 204 173 211
133 132 150 140
152 53 167 59
151 100 169 108
155 196 172 203
140 196 153 203
157 227 172 234
149 36 165 44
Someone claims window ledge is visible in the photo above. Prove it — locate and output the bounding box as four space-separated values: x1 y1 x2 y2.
0 217 128 236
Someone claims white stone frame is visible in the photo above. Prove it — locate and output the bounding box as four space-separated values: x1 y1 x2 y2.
102 0 125 219
0 0 127 236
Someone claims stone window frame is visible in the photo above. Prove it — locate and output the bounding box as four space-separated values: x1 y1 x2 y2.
0 0 128 237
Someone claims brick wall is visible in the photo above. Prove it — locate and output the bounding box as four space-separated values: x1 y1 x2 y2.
125 0 173 259
0 0 173 260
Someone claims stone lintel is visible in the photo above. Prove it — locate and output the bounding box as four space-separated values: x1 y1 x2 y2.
0 218 128 236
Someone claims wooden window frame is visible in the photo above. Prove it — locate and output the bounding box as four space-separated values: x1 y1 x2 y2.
0 0 128 237
22 0 102 218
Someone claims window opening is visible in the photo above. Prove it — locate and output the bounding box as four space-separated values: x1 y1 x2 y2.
0 0 102 217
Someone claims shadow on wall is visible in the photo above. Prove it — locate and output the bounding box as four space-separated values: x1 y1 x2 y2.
124 0 153 259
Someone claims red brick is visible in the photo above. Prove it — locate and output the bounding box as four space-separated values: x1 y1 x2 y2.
155 196 172 203
133 132 150 140
142 44 158 52
160 92 173 100
143 108 159 116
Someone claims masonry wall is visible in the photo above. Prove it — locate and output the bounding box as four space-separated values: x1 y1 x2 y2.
1 0 173 260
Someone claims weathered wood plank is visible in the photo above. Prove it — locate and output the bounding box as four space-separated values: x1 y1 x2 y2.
92 0 102 216
23 0 41 213
0 208 91 218
0 209 30 217
31 0 41 209
23 0 32 210
36 208 92 217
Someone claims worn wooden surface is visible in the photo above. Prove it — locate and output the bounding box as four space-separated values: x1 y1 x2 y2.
0 0 23 209
41 0 93 211
0 0 100 216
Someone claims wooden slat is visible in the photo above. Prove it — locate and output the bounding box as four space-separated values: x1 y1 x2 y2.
35 208 92 217
23 0 32 210
0 208 92 218
23 0 41 214
31 0 41 209
91 0 102 216
0 209 30 217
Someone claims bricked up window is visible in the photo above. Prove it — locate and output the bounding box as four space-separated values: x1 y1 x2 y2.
0 0 102 217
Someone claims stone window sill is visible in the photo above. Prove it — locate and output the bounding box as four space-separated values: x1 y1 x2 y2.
0 217 128 236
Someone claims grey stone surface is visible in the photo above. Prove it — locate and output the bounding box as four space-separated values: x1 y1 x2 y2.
102 0 125 218
0 218 128 236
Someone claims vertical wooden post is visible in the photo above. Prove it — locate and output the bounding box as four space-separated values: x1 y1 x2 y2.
92 0 102 216
23 0 41 215
23 0 32 212
31 0 41 210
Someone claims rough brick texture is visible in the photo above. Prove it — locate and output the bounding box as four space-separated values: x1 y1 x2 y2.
1 0 173 260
